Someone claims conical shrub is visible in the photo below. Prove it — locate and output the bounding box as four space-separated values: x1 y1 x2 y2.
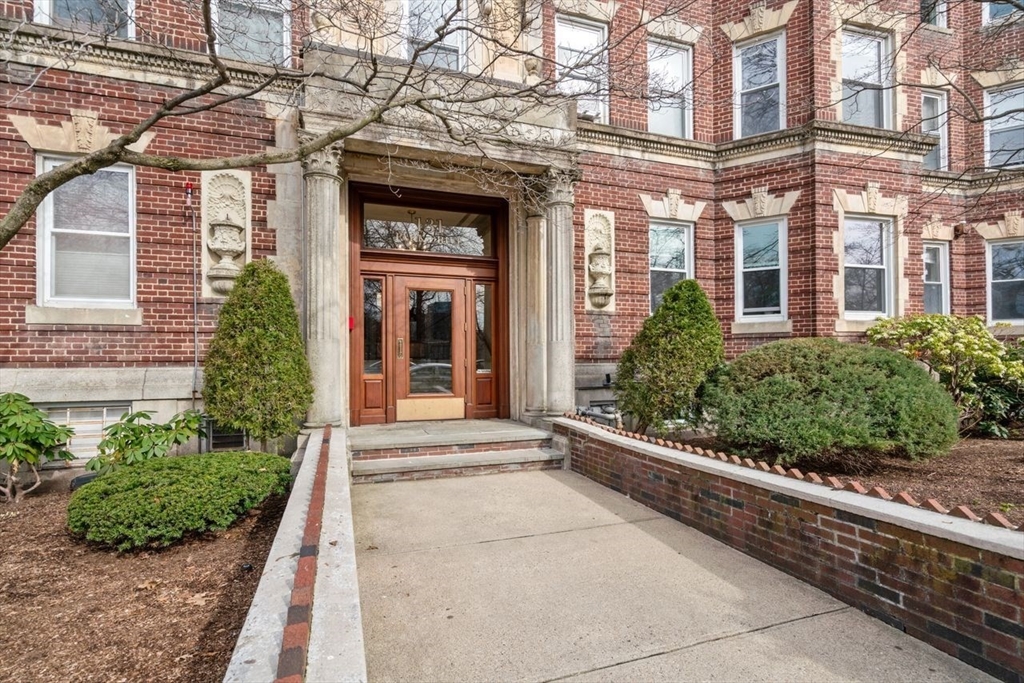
203 260 313 443
614 279 723 435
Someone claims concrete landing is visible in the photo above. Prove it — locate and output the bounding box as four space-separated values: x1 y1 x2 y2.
353 470 995 683
347 419 550 452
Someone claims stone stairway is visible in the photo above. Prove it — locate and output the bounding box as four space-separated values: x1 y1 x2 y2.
348 419 562 483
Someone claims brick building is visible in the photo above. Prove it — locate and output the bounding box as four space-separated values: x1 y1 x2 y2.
0 0 1022 455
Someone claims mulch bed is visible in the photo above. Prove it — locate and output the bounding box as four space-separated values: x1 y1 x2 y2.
672 434 1024 529
0 489 286 683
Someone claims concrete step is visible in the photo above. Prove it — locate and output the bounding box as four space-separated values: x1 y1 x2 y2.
348 419 552 460
351 447 563 483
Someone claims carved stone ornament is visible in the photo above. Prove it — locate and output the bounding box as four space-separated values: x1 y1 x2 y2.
207 216 246 294
749 0 766 31
72 110 99 152
865 182 880 213
1005 210 1023 236
667 188 681 218
201 170 251 298
585 209 615 310
546 167 582 206
751 186 769 217
299 134 344 177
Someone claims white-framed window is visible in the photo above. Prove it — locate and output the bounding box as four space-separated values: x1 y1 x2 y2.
921 0 947 27
922 241 950 314
988 239 1024 324
407 0 464 70
985 85 1024 169
735 219 787 321
648 40 692 139
733 33 785 138
43 404 131 462
214 0 290 65
556 15 609 124
34 0 134 38
921 90 948 171
985 2 1021 23
37 157 136 308
844 217 894 319
841 29 892 129
649 221 693 312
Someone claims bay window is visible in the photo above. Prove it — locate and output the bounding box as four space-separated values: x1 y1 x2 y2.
842 30 891 129
734 34 785 138
649 221 692 312
844 217 892 318
736 220 786 320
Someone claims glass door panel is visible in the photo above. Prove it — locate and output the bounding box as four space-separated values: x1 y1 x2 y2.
394 276 466 421
408 289 453 395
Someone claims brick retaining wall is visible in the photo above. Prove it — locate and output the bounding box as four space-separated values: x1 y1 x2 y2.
555 418 1024 683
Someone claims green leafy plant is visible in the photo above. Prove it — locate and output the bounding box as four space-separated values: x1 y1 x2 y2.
203 260 313 449
0 393 75 503
614 279 724 435
701 339 959 469
86 410 205 476
867 315 1024 433
68 451 291 551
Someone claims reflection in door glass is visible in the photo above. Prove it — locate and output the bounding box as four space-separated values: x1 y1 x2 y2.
409 289 453 394
475 284 492 373
363 204 493 256
364 279 383 374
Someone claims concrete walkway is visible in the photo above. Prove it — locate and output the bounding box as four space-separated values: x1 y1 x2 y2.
353 470 994 683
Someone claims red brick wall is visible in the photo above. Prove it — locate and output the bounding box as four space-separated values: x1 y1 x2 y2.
0 67 277 368
557 419 1024 683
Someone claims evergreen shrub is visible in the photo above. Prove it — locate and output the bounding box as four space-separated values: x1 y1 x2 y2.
203 260 313 444
701 338 958 468
67 452 291 551
613 279 724 435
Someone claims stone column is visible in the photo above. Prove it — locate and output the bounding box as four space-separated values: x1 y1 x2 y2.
302 140 345 427
545 169 580 415
524 205 547 415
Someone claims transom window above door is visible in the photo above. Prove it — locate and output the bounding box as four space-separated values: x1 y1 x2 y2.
362 203 493 257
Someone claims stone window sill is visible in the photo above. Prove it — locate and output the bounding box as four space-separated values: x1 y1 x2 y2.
990 324 1024 337
731 319 792 335
835 318 878 333
26 305 143 326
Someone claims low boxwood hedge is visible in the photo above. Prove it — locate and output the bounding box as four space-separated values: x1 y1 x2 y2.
701 338 959 469
67 452 292 551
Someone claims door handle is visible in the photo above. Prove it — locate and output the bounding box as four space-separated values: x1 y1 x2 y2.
397 338 404 359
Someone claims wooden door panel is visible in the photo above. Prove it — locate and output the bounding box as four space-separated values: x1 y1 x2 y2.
363 379 385 410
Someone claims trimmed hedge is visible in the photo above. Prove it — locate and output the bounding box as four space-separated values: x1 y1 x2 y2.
614 279 724 435
67 452 292 551
701 338 958 468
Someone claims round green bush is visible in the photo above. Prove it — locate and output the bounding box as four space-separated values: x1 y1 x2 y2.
67 452 292 551
701 338 958 468
614 279 724 435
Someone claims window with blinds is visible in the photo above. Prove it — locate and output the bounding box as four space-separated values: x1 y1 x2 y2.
39 157 135 308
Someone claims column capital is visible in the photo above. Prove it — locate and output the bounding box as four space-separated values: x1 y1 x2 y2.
544 167 581 207
299 132 344 179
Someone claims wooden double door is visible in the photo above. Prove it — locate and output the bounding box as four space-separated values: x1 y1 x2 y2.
350 184 508 426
